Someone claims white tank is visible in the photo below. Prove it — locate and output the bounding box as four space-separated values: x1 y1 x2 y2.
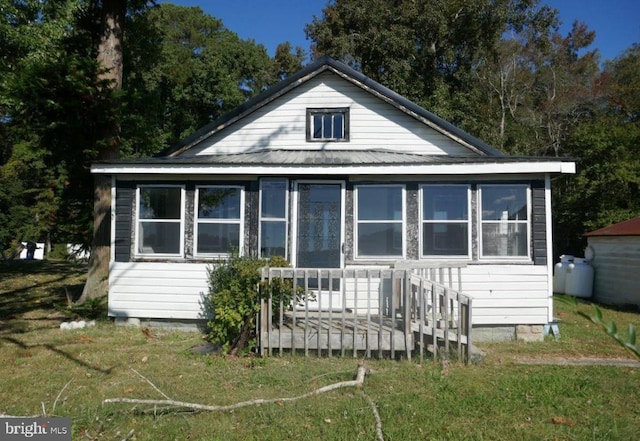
553 255 573 294
565 258 594 298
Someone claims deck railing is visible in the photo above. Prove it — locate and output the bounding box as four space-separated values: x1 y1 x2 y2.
258 264 472 362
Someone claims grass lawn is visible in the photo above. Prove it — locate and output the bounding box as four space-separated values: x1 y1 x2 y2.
1 260 639 440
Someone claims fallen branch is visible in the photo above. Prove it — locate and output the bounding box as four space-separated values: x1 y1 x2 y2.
104 362 368 412
361 391 384 441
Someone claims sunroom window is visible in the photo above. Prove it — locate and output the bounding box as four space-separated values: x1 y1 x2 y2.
307 108 349 141
355 185 404 258
421 185 470 257
259 178 288 258
195 186 243 256
136 185 184 256
479 185 529 258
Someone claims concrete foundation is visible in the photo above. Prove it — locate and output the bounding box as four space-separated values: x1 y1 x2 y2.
472 324 545 342
114 317 206 332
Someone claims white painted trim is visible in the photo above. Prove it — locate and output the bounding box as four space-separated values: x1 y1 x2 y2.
291 180 346 269
545 174 554 322
353 184 406 260
134 185 186 258
477 184 532 262
419 184 472 259
193 185 245 258
258 178 289 260
92 161 576 176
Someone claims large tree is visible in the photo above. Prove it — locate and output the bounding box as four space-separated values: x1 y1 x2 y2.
553 45 640 255
120 3 278 156
474 19 599 156
0 0 104 254
80 0 152 302
305 0 556 123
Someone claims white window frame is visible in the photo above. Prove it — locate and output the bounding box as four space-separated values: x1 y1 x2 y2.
478 184 531 260
258 178 289 259
420 184 471 259
194 185 244 258
135 184 185 258
307 107 350 142
354 184 406 260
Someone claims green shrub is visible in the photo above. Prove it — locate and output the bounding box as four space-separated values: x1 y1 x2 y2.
205 254 298 355
48 243 69 260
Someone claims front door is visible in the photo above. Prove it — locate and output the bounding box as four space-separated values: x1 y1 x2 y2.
293 181 345 310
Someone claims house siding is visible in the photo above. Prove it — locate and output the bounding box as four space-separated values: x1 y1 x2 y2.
108 262 210 319
107 261 549 325
185 72 474 157
461 265 549 325
588 236 640 308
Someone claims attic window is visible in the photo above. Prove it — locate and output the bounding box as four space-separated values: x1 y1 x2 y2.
307 108 349 142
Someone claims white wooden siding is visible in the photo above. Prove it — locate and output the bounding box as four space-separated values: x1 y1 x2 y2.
185 72 473 157
460 265 549 325
588 236 640 307
109 262 549 325
108 262 210 320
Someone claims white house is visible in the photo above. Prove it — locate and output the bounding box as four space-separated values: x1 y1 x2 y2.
91 57 575 342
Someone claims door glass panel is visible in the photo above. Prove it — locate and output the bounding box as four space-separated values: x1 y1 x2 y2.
297 183 342 290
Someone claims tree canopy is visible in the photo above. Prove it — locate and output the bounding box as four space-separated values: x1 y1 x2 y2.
0 0 638 262
0 1 294 256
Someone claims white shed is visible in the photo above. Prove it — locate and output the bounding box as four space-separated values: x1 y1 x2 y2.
585 216 640 309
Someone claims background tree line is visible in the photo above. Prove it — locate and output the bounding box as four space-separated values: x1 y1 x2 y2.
1 0 638 266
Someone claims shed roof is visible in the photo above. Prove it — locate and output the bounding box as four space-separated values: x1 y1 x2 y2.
584 216 640 237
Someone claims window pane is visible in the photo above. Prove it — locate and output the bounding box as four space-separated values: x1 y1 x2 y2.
332 114 344 138
423 186 468 220
322 114 332 138
358 186 402 220
482 223 527 256
423 223 468 255
313 114 323 138
260 221 286 257
139 222 180 254
261 179 286 218
481 186 527 220
198 188 240 219
139 187 181 219
358 223 402 256
197 223 240 254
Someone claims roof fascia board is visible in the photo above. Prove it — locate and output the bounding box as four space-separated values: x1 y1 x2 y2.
92 161 575 176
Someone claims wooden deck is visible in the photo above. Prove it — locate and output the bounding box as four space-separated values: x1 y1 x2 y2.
259 264 474 362
261 312 412 358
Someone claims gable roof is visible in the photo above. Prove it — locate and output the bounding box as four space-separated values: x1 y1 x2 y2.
585 216 640 237
161 56 505 158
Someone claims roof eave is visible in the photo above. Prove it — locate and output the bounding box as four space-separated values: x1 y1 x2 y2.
91 160 575 176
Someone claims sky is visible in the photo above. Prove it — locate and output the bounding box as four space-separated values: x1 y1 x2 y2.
161 0 639 63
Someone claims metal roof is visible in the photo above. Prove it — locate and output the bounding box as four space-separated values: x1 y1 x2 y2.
584 216 640 237
100 150 568 167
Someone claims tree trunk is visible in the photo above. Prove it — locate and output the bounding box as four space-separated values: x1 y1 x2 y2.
79 0 126 303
